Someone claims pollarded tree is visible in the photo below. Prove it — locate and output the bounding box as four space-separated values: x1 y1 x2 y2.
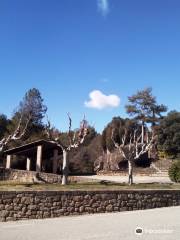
126 87 167 143
111 122 156 185
46 114 89 185
101 117 140 171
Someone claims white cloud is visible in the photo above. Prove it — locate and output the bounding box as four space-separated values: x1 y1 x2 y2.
85 90 120 110
97 0 109 17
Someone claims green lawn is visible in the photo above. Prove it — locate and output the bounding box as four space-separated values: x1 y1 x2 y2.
0 181 180 191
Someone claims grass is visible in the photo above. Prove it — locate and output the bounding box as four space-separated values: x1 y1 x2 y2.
0 181 180 191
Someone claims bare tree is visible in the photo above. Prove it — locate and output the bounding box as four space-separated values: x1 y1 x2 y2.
0 115 31 153
46 114 88 185
111 127 156 185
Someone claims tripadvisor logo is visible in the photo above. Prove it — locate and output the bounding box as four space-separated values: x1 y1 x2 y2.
135 227 143 235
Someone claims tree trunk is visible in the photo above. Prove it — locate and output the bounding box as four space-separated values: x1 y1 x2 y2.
128 160 133 185
106 148 111 170
152 110 156 127
141 121 144 144
62 150 69 185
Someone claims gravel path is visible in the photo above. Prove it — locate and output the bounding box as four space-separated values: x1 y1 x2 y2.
82 175 172 184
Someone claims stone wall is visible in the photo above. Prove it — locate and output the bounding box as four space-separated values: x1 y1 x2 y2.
97 167 157 176
0 190 179 222
0 169 62 183
0 169 97 184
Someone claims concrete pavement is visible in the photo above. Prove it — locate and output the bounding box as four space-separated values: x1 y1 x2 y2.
0 206 179 240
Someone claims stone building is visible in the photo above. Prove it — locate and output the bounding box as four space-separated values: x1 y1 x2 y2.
4 140 62 174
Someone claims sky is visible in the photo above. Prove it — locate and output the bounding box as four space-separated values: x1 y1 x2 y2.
0 0 180 132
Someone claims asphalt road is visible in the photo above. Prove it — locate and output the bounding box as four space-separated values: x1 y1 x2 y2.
0 207 179 240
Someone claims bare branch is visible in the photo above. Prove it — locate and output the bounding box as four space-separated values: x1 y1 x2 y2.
111 129 127 159
11 115 31 140
111 129 120 149
137 132 142 144
44 114 88 152
133 129 137 143
111 124 156 186
78 115 88 144
45 115 52 139
67 113 72 132
72 130 77 144
67 112 72 147
129 133 133 145
135 131 155 159
122 134 126 146
0 114 31 153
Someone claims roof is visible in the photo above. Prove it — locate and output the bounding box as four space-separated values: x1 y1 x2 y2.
4 139 62 156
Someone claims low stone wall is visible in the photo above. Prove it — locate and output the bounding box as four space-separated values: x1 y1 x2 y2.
0 190 179 222
0 169 62 183
0 168 97 184
97 167 157 176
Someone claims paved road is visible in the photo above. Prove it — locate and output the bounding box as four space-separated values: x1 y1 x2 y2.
82 175 172 184
0 207 179 240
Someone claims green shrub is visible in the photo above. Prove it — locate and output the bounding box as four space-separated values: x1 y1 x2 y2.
158 151 175 159
168 160 180 183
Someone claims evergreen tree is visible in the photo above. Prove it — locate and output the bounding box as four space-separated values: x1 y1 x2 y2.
126 87 167 143
158 111 180 158
0 114 10 139
17 88 47 125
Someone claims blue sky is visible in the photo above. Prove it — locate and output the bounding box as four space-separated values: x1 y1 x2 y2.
0 0 180 132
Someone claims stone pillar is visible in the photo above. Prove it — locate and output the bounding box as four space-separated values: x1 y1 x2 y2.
36 145 43 172
53 149 58 174
6 155 12 169
26 157 31 171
